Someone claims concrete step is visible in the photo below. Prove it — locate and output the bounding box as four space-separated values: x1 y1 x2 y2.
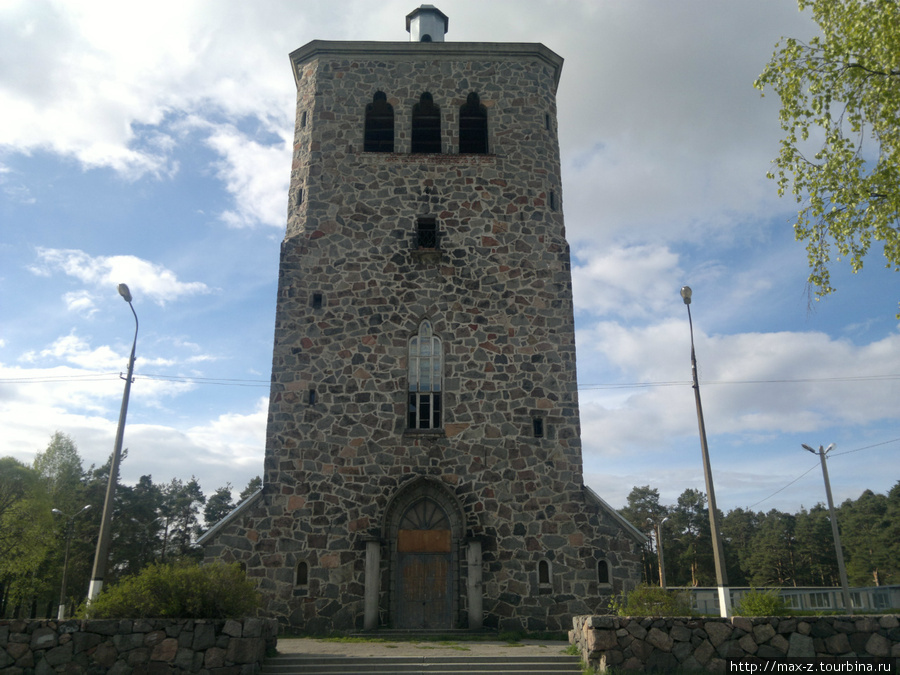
260 654 582 674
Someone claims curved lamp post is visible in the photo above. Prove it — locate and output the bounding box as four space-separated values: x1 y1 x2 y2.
52 504 92 619
681 286 731 617
802 443 853 615
88 283 138 602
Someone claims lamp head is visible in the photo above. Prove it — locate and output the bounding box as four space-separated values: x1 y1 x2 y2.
52 508 62 515
117 283 132 303
801 444 816 454
680 286 692 305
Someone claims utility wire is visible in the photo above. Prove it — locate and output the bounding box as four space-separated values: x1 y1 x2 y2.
580 373 900 390
4 372 897 389
745 437 900 510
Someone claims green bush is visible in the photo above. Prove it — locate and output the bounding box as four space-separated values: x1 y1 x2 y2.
735 588 788 616
83 562 260 619
608 583 692 616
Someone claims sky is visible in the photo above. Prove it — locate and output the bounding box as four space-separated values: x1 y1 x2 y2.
1 0 898 523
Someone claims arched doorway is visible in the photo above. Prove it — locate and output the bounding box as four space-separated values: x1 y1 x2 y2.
384 479 464 629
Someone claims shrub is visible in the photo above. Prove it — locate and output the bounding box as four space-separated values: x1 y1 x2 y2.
735 588 788 616
609 583 692 616
83 562 260 619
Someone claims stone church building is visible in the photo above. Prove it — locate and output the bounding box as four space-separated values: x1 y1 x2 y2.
200 5 645 633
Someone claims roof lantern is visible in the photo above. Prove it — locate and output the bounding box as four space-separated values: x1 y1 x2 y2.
406 5 449 42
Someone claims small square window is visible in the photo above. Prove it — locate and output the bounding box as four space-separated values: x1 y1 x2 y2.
416 217 438 249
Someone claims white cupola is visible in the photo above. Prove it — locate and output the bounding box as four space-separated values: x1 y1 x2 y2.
406 5 449 42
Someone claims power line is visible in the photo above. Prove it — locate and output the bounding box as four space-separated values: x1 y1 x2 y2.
579 373 900 390
0 372 270 387
745 437 900 510
7 372 895 389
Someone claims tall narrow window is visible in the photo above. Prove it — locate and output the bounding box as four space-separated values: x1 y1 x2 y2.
416 217 438 249
296 561 308 586
459 92 487 154
598 559 610 585
411 92 441 153
301 110 307 128
364 92 394 152
538 560 550 585
532 418 544 438
408 320 442 430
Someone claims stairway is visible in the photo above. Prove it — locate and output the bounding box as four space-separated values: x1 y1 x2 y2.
260 654 583 674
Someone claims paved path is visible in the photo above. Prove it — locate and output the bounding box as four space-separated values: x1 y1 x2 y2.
276 637 573 658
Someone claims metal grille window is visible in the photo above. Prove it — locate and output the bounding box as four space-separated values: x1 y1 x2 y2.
416 217 438 249
364 91 394 152
408 320 442 430
411 92 441 153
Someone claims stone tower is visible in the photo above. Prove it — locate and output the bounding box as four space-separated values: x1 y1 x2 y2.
201 5 644 633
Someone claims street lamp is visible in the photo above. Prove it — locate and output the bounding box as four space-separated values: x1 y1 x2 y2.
88 283 138 602
648 516 669 589
680 286 732 617
52 504 92 619
802 443 853 615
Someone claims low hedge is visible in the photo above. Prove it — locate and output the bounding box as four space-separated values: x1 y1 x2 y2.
83 562 259 619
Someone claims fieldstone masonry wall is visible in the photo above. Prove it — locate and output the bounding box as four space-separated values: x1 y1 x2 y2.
0 617 277 674
203 39 644 633
570 614 900 672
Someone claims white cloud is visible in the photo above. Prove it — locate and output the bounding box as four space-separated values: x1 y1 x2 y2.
576 320 900 457
205 124 291 229
31 248 210 306
572 244 683 320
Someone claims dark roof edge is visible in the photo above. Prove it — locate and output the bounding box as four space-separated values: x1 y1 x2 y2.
584 485 649 546
197 488 264 546
289 41 563 91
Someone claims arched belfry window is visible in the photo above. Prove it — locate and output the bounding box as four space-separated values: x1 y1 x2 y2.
459 92 487 154
411 93 441 154
408 320 442 430
364 92 394 152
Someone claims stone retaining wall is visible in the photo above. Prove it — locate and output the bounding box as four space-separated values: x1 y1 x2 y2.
0 617 277 674
570 614 900 672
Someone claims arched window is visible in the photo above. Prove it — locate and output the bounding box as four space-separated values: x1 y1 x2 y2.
459 92 487 154
598 559 610 585
408 320 442 429
296 561 308 586
538 559 551 585
364 92 394 152
411 93 441 153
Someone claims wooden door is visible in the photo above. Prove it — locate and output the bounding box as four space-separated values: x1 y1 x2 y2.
395 500 452 629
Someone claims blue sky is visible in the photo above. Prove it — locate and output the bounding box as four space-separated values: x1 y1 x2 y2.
2 0 898 519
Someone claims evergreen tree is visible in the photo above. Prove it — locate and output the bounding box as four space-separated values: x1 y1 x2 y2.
840 490 891 586
238 476 262 502
204 483 236 527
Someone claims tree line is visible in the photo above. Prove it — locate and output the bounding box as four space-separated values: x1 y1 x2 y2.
0 432 260 619
619 482 900 590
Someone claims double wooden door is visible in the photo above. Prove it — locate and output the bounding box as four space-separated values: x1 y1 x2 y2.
396 499 452 629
